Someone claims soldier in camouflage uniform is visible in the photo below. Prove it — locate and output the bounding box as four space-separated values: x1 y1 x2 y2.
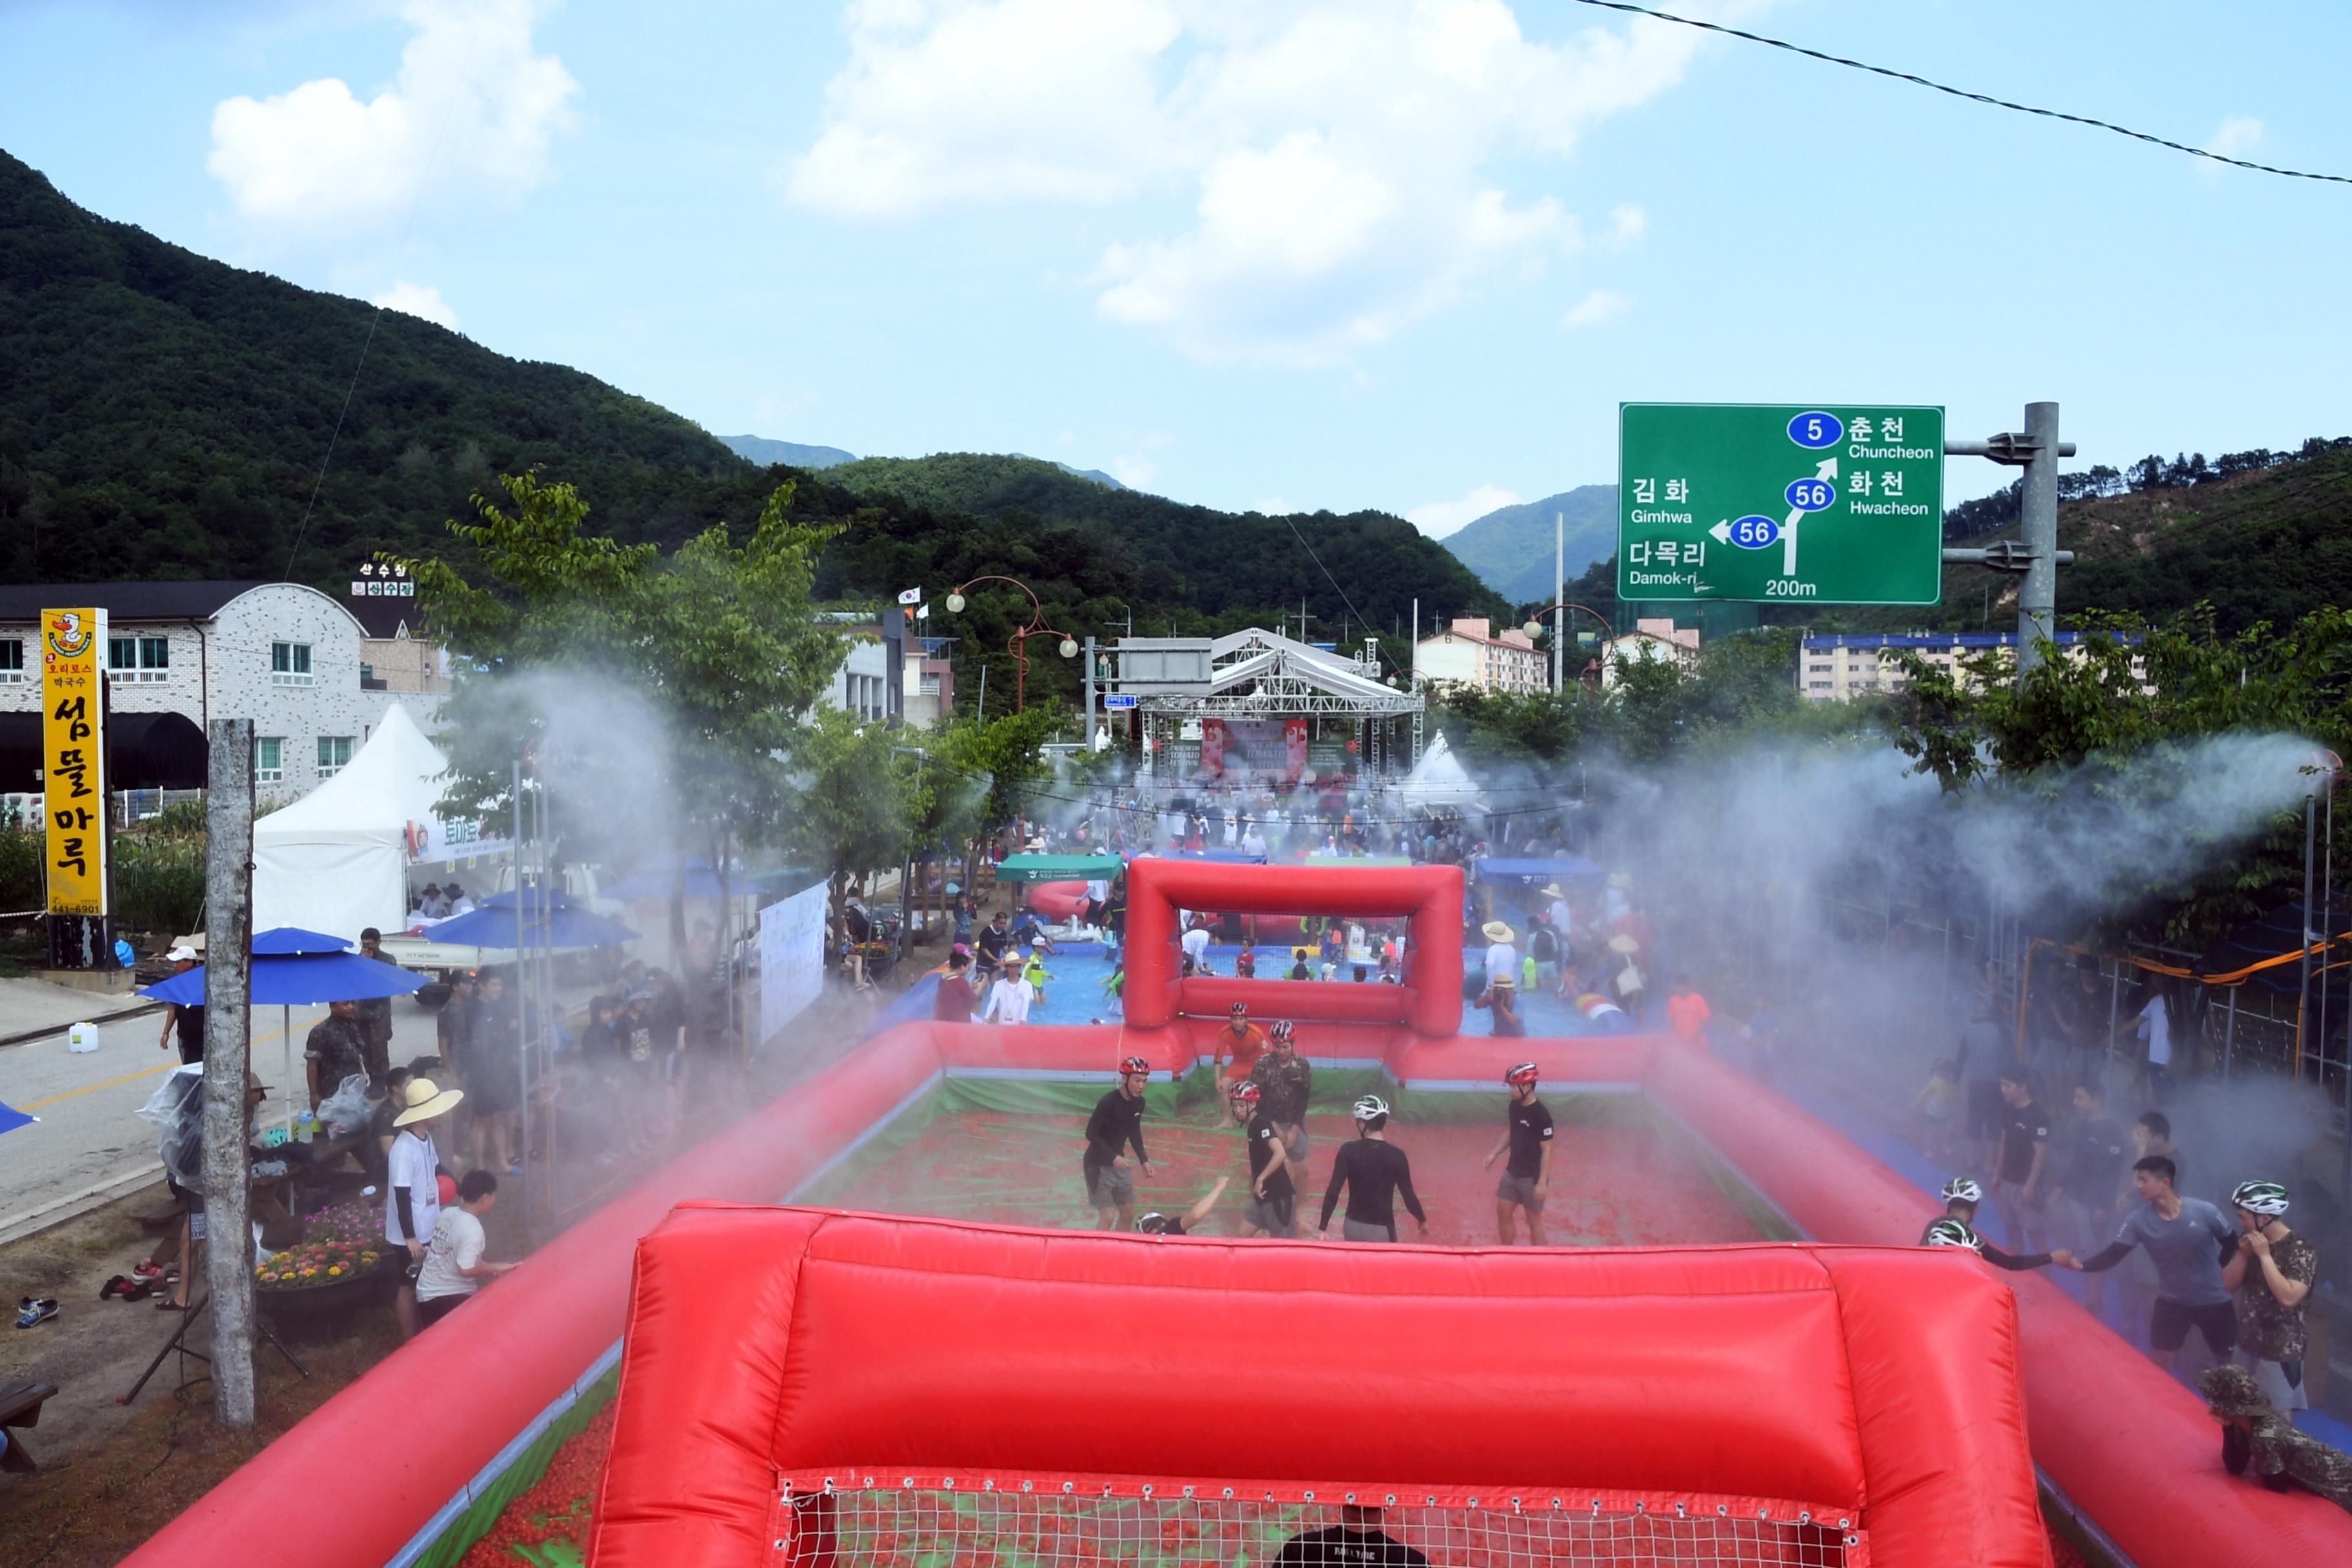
2199 1366 2352 1513
1248 1022 1314 1179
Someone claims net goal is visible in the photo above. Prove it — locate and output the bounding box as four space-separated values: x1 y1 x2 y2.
776 1476 1861 1567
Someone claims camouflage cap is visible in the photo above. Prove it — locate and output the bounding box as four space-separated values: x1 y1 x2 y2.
2199 1365 2274 1418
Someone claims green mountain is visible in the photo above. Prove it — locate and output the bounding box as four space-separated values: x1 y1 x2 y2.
718 435 856 469
0 147 753 584
817 453 1505 646
1439 485 1618 606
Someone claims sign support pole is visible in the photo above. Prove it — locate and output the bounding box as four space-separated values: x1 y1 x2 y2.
1943 402 2079 690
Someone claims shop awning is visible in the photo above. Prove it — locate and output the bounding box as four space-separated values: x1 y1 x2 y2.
994 853 1125 883
1471 856 1605 887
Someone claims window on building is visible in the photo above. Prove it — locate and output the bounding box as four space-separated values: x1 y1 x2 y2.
107 635 171 681
317 736 355 777
1807 680 1833 691
271 642 313 686
0 637 22 681
255 736 284 783
1808 662 1832 673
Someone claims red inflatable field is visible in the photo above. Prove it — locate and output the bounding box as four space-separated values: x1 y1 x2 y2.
117 862 2352 1568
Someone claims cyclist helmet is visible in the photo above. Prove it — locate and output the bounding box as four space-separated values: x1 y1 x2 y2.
1923 1217 1982 1252
1135 1211 1176 1235
1270 1020 1296 1043
1353 1093 1391 1122
1939 1177 1984 1206
1119 1055 1152 1077
1228 1079 1262 1104
1230 1001 1249 1017
2231 1180 2290 1217
1504 1062 1540 1087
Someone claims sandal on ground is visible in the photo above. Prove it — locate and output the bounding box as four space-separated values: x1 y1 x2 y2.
100 1275 133 1300
157 1292 188 1311
14 1298 58 1328
131 1259 164 1279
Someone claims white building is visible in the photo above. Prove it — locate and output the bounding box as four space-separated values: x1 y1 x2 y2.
0 581 440 799
818 621 957 728
1599 616 1701 691
1413 618 1547 695
1799 631 2145 700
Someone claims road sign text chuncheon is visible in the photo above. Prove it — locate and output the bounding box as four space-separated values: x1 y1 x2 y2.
1618 404 1945 605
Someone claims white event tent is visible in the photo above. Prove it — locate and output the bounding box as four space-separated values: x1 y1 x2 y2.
251 706 504 943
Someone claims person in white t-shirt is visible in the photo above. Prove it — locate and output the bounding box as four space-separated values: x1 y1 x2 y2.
2135 980 2175 1101
1180 922 1212 975
416 1168 514 1328
384 1077 462 1342
982 968 1035 1026
1480 920 1518 994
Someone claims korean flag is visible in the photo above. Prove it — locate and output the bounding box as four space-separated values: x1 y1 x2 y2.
896 587 924 606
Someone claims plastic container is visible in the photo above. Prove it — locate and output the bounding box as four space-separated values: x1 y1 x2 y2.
295 1110 317 1144
67 1021 100 1053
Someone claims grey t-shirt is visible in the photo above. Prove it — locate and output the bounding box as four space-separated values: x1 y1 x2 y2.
2115 1198 2236 1306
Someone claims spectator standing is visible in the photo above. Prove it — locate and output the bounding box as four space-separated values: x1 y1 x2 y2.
466 971 523 1173
157 945 204 1063
385 1077 462 1340
1992 1069 2052 1254
2077 1156 2240 1374
1479 921 1517 994
353 927 396 1083
1959 961 2009 1173
2132 976 2177 1102
981 962 1035 1025
437 972 476 1077
2222 1181 2318 1413
646 969 689 1121
934 950 979 1022
2050 1081 2130 1318
415 1169 515 1327
303 999 370 1111
974 911 1012 980
2049 956 2108 1083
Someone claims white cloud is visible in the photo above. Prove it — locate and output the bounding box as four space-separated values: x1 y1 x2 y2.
1560 288 1630 329
1605 202 1646 246
208 0 580 234
1108 453 1161 489
791 0 1729 363
1408 482 1522 537
2206 116 2264 161
371 279 457 327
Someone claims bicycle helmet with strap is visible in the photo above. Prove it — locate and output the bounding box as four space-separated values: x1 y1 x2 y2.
2231 1180 2289 1217
1939 1177 1983 1206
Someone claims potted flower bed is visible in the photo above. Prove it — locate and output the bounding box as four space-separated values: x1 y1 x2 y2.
254 1198 398 1333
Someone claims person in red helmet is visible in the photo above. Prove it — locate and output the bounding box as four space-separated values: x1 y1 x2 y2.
1083 1056 1154 1230
1483 1062 1554 1245
1213 1002 1269 1124
1230 1080 1297 1237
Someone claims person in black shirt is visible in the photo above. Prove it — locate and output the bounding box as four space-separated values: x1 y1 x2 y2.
1921 1180 2075 1270
2050 1081 2128 1315
1135 1176 1231 1236
1319 1095 1426 1243
1230 1082 1295 1237
1483 1063 1553 1244
1083 1057 1153 1229
157 946 206 1063
974 912 1012 981
1992 1069 2050 1253
1273 1505 1431 1566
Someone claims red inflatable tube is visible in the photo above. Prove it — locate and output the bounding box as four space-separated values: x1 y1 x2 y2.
119 1017 2352 1567
1023 880 1089 920
594 1206 2046 1568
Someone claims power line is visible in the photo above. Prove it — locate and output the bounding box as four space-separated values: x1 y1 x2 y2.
280 306 383 582
1568 0 2352 186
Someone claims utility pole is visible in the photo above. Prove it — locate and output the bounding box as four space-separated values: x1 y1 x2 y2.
201 718 257 1429
1083 634 1096 744
1553 511 1565 696
1943 401 2076 689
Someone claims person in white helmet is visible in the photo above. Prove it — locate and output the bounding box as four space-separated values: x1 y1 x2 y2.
1134 1176 1232 1237
1482 1063 1553 1245
2220 1179 2318 1411
1923 1176 2075 1271
1318 1095 1426 1244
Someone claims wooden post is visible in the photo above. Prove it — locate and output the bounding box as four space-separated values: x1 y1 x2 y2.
201 718 257 1429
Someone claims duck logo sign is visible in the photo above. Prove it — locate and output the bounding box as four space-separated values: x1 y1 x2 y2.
41 606 110 917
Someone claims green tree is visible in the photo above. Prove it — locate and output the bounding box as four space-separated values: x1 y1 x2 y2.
783 706 930 917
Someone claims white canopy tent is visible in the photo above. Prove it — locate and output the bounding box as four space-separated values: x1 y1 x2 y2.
251 705 505 943
1397 731 1482 808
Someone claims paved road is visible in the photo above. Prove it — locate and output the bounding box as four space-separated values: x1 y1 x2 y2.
0 992 447 1242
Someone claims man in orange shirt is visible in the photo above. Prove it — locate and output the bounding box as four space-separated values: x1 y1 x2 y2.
1665 984 1712 1049
1214 1002 1269 1122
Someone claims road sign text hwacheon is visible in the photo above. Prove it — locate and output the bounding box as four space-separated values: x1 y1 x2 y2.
1618 404 1945 605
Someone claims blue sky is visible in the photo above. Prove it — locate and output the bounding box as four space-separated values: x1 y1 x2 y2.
3 1 2348 534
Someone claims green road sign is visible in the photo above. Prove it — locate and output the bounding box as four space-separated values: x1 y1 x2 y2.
1618 404 1945 605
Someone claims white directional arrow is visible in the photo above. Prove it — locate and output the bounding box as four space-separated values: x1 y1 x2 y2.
1709 519 1733 544
1783 456 1837 576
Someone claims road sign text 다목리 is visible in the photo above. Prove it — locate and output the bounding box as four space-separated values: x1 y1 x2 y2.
1618 404 1945 604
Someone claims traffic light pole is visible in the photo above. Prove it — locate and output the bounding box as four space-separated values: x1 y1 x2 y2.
1942 400 2077 687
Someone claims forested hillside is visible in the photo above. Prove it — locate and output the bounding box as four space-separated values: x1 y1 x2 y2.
0 148 748 585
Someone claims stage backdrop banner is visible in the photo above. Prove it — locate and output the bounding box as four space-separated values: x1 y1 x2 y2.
759 881 830 1044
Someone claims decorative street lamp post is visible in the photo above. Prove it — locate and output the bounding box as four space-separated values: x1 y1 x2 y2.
944 575 1078 712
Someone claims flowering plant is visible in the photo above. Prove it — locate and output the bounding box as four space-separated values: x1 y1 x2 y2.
254 1197 386 1289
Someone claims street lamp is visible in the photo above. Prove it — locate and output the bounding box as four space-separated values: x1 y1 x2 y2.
1520 602 1617 694
942 574 1078 712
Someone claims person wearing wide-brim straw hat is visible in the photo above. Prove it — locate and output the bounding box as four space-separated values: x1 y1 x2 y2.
1605 933 1647 1026
386 1077 463 1342
1478 921 1518 1002
2199 1365 2352 1511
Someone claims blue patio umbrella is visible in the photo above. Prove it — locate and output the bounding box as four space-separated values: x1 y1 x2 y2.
139 926 427 1132
429 888 638 953
602 857 725 903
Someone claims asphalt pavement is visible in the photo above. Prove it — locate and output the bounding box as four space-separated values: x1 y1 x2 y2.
0 984 446 1244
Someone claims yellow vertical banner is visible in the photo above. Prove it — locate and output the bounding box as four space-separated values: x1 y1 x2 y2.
41 607 109 917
